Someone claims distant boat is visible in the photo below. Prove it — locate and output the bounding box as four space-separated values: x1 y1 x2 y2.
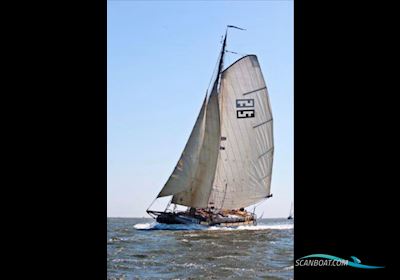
287 202 294 220
146 26 274 226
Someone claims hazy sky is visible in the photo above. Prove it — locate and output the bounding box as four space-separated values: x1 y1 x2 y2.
107 0 293 218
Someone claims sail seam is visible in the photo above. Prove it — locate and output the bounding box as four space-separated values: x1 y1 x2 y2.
242 86 267 96
253 118 273 128
258 147 274 159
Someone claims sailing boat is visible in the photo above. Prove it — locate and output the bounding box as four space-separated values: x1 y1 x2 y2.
147 26 274 226
287 202 294 220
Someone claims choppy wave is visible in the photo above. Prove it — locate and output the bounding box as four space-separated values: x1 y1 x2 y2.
134 222 293 231
109 218 293 279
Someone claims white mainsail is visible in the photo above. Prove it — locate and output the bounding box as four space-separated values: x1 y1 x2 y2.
209 55 273 209
155 29 273 210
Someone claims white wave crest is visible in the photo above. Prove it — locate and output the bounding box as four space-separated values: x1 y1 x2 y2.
133 223 154 230
208 224 293 231
134 222 293 231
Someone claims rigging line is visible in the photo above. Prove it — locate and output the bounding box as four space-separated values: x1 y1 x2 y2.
226 50 247 57
220 183 229 209
146 196 158 212
253 198 268 211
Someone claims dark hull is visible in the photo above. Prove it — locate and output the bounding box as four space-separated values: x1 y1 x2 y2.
156 212 202 225
148 210 256 226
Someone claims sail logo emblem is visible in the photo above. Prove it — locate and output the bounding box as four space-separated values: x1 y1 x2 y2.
236 99 255 118
295 254 384 269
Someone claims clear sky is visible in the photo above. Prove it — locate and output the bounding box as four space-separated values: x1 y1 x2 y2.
107 0 293 218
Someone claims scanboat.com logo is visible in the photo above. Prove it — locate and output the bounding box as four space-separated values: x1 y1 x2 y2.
296 254 384 269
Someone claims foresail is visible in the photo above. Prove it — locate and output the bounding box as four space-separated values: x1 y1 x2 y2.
208 55 274 209
172 83 221 208
157 96 207 197
159 30 226 208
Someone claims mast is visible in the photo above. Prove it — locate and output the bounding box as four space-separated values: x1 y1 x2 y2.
215 25 245 93
216 29 227 92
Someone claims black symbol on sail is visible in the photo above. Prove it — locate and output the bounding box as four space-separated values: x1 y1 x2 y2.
236 99 255 118
236 99 254 108
237 110 255 118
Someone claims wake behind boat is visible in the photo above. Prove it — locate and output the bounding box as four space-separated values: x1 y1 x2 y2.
146 26 274 227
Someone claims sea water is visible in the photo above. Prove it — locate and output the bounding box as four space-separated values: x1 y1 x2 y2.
108 218 293 279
